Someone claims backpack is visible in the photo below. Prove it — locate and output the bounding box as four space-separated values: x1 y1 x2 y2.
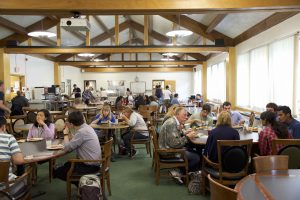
78 175 104 200
188 171 202 195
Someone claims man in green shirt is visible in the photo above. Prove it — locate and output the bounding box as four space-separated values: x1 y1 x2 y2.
187 103 213 127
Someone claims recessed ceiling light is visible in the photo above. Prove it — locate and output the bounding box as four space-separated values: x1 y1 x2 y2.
93 58 104 62
28 31 56 38
162 53 179 57
78 53 95 57
161 57 175 61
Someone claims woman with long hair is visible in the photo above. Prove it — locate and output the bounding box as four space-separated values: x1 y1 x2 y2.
27 109 55 139
259 111 291 155
91 105 116 125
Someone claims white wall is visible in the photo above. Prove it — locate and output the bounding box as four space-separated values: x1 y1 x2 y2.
60 65 83 91
10 54 54 88
81 71 194 100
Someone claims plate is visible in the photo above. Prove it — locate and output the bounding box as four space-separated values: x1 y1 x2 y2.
27 138 44 142
17 139 26 143
47 144 64 150
233 125 243 129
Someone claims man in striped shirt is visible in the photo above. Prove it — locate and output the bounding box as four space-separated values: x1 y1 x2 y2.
0 116 25 192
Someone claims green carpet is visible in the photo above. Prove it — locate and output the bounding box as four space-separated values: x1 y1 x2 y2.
32 148 209 200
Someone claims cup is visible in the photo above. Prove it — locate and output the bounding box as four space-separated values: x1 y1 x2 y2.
184 123 190 130
115 119 118 124
46 139 52 147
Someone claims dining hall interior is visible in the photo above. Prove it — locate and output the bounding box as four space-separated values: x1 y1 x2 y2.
1 1 300 200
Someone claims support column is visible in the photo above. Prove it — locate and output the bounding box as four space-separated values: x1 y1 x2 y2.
0 48 11 101
202 61 207 102
226 47 236 107
54 62 61 85
115 15 119 46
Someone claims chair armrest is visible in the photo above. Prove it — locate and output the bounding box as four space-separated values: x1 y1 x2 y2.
8 167 32 186
203 155 219 169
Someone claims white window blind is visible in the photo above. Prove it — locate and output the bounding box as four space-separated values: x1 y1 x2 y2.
193 67 202 95
207 62 226 102
236 36 295 112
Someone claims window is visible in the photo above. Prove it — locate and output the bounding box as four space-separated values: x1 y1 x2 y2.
236 36 295 113
193 66 202 95
207 61 226 102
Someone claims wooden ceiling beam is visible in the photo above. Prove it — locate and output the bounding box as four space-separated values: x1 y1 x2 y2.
54 21 130 61
1 0 299 15
234 11 299 45
0 16 27 34
5 46 228 54
59 60 202 66
161 15 234 46
0 17 59 46
83 67 193 73
205 14 227 33
130 19 206 61
93 16 114 41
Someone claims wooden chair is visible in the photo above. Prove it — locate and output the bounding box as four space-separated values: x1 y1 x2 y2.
22 107 39 124
129 128 151 159
0 161 32 200
101 138 113 196
253 155 289 173
66 138 113 200
202 139 252 194
272 139 300 169
208 174 238 200
7 115 26 136
149 126 189 185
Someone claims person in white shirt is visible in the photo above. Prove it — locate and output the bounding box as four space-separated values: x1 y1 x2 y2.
163 85 172 102
120 107 148 157
100 87 108 101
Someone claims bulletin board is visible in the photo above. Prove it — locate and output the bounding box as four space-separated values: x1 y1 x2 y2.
130 82 146 94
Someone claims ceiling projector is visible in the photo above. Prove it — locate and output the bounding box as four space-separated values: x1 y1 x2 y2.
60 18 91 31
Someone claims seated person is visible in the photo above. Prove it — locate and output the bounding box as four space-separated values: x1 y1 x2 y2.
149 95 159 107
277 106 300 139
222 101 244 126
53 111 101 182
10 91 29 116
266 102 278 113
120 107 148 156
27 109 55 140
91 105 116 125
0 117 25 194
259 111 291 156
162 104 180 124
115 96 125 110
171 93 180 105
187 103 213 127
159 107 199 182
204 111 240 163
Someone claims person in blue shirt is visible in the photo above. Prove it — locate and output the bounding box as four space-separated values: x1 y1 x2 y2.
223 101 245 126
91 104 116 125
171 93 180 105
277 106 300 139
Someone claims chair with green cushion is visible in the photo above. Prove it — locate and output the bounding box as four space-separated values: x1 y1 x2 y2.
272 139 300 169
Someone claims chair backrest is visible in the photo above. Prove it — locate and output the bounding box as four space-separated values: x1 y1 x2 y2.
208 174 238 200
253 155 289 173
217 140 252 176
139 110 153 124
0 161 10 186
12 118 25 134
149 126 159 151
102 138 113 168
272 139 300 169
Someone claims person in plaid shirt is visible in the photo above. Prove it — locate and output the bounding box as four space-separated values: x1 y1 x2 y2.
259 111 291 156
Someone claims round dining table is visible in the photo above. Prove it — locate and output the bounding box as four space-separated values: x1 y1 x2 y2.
235 170 300 200
191 129 259 145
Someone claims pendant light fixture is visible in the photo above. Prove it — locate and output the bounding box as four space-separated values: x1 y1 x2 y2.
166 15 192 38
27 18 56 38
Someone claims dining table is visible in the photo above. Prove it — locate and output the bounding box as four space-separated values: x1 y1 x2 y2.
235 169 300 200
191 128 259 145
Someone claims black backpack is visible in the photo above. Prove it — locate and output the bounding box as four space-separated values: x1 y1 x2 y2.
78 175 105 200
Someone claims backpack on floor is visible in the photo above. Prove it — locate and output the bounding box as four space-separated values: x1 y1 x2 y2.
78 174 104 200
188 171 202 195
